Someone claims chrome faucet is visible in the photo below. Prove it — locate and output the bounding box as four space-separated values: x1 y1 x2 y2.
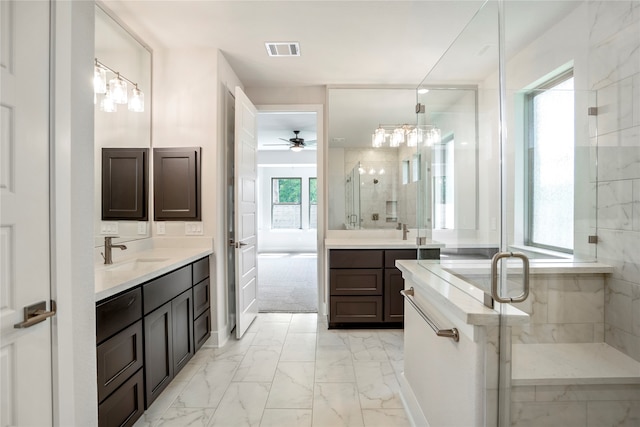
102 236 127 265
402 223 410 240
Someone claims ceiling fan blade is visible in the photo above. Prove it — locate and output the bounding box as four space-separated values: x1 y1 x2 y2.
278 138 291 142
304 140 317 146
263 142 290 146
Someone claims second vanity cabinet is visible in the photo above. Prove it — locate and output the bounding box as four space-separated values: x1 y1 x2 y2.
96 256 211 427
329 248 439 328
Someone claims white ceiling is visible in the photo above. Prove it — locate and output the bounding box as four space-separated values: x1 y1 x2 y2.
101 0 582 150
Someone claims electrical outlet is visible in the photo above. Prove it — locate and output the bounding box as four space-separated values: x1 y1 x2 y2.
185 222 204 235
100 222 118 235
137 222 147 235
157 222 166 235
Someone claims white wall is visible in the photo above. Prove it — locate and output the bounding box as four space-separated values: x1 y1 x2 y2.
51 0 97 424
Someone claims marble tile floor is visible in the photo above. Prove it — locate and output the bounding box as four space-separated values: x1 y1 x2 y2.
133 313 410 427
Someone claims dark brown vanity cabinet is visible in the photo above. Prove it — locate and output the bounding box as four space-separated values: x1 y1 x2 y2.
96 256 212 425
153 147 201 221
142 264 193 407
328 248 439 328
96 288 144 427
192 257 211 352
102 148 149 220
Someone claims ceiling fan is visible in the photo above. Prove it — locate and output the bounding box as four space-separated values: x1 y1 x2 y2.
264 130 317 151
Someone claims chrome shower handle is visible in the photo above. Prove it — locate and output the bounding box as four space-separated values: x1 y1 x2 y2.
490 251 530 304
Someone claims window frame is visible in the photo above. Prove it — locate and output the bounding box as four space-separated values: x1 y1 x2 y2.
308 177 317 229
523 69 575 253
271 177 302 229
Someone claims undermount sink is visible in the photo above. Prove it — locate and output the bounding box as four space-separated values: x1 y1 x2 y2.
105 258 169 272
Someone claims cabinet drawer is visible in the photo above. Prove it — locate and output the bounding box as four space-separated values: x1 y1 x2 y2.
384 249 417 268
96 288 142 344
143 264 192 315
98 368 144 427
193 278 210 319
194 309 211 352
193 256 209 285
330 250 383 268
384 269 405 322
97 320 144 403
330 269 382 295
330 296 383 323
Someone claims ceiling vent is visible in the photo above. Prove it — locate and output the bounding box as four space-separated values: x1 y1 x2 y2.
265 42 300 57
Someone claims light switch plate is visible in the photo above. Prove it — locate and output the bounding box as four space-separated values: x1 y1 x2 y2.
157 222 166 235
100 222 118 235
185 222 204 235
137 222 147 235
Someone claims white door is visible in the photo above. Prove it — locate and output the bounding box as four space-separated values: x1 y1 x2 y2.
0 0 54 426
234 87 258 338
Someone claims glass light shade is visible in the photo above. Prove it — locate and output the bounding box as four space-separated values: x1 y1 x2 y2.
378 168 385 175
368 167 376 175
290 145 303 152
407 128 418 147
128 87 144 112
358 166 365 174
391 128 404 147
371 133 382 148
94 66 107 94
109 76 128 104
100 95 117 112
373 127 386 147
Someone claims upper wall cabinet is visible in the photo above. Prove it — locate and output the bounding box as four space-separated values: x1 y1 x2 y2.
153 147 201 221
102 148 149 220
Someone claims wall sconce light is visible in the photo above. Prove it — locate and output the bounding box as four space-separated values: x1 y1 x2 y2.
94 58 144 113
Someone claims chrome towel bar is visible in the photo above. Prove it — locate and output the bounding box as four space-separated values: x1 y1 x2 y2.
400 287 459 342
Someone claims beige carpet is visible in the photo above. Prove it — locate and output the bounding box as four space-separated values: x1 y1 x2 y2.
257 253 318 312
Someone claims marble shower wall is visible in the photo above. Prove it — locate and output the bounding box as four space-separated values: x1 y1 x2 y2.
588 1 640 362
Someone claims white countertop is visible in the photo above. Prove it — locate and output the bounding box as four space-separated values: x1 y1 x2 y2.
95 244 213 302
396 260 528 328
325 238 444 249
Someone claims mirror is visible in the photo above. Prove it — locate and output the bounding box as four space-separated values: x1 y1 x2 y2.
327 87 478 230
94 5 152 246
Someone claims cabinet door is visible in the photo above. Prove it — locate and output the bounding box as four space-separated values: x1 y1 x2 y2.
193 278 210 319
193 309 211 352
98 369 144 427
384 269 405 322
144 302 173 407
172 289 194 375
101 148 148 220
153 147 201 220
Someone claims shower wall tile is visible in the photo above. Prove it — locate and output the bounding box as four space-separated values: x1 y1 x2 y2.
586 400 640 427
533 384 640 402
605 278 635 334
510 401 586 427
588 1 640 90
597 229 640 284
634 74 640 127
596 127 640 182
605 324 640 363
633 180 640 231
547 276 604 324
633 284 640 337
597 180 633 230
512 323 597 345
597 77 634 135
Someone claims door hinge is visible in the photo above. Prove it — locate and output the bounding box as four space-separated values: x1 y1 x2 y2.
415 103 425 114
588 235 598 244
588 107 598 116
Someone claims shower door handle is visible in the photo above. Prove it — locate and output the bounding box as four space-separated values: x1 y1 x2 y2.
490 251 530 304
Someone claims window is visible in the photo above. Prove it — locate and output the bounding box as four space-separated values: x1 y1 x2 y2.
525 71 574 252
433 135 454 229
272 178 302 229
309 177 317 229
